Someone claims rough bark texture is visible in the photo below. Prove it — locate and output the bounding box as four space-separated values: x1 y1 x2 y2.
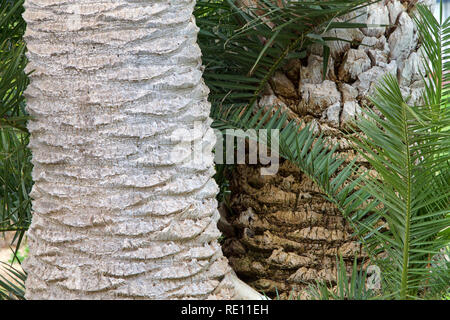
222 0 432 299
22 0 239 300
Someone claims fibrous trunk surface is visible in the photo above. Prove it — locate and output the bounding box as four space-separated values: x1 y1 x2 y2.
23 0 235 299
222 0 430 299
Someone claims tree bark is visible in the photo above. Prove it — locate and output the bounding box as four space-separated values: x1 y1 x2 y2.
22 0 255 299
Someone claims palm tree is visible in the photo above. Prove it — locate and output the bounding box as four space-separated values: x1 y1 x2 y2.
200 0 438 298
21 0 263 299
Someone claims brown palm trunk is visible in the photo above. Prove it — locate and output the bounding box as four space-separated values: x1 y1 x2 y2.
221 0 429 299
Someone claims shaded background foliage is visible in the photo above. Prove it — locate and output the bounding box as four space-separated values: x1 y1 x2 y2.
0 0 31 248
0 0 30 300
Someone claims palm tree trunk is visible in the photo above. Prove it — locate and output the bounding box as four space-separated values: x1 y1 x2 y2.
22 0 252 299
222 0 430 299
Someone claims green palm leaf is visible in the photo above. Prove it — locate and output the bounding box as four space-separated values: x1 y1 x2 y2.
0 0 32 298
0 262 26 300
347 4 450 299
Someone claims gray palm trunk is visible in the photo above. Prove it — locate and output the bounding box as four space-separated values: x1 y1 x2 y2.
22 0 260 299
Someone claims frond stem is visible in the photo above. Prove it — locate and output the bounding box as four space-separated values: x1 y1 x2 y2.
400 101 413 299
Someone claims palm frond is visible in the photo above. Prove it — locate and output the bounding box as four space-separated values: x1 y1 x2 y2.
345 4 450 298
349 73 449 298
0 0 29 131
0 262 26 300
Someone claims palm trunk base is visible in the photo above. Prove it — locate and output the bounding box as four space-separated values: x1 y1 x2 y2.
221 161 366 299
